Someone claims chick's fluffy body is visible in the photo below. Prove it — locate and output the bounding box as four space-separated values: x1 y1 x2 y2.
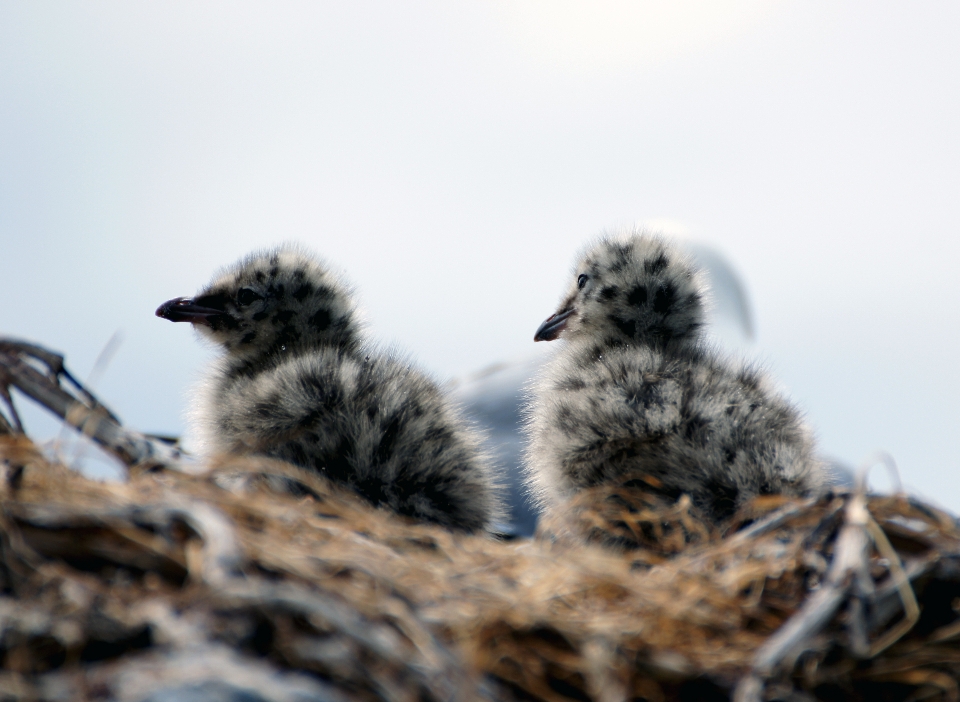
524 233 824 521
185 246 500 532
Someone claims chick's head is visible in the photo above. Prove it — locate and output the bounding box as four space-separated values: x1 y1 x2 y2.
535 233 705 349
157 245 360 359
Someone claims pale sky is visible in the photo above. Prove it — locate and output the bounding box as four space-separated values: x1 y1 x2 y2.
2 2 958 507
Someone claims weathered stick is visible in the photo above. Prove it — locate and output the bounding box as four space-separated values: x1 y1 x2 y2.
0 338 182 471
734 452 924 702
733 491 874 702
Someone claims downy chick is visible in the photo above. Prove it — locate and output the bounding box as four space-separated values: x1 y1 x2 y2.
157 245 500 532
523 232 825 522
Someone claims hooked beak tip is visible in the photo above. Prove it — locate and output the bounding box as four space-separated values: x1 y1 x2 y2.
156 297 220 325
534 308 575 342
155 298 184 321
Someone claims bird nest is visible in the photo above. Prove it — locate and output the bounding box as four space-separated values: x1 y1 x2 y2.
2 340 960 701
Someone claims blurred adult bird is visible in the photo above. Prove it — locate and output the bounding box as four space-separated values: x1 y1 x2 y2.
157 245 501 532
523 231 825 523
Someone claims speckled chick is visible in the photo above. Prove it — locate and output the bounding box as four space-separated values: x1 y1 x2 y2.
157 245 500 532
524 232 825 522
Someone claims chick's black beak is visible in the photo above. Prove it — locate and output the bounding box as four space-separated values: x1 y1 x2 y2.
534 307 575 342
156 297 224 325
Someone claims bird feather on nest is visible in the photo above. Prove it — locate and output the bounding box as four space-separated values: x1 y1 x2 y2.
3 339 960 702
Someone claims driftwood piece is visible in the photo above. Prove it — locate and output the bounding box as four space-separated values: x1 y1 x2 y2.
0 338 182 471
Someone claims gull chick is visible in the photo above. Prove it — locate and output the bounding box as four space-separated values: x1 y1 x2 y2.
157 245 500 532
524 232 825 522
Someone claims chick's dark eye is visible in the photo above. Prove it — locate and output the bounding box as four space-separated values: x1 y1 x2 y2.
577 274 588 290
237 288 261 306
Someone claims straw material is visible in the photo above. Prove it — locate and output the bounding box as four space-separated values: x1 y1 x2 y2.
2 338 960 701
2 437 960 701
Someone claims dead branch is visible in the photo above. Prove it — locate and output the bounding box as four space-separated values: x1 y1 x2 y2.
0 338 182 471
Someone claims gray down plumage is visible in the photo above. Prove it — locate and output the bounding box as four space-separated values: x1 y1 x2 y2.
524 231 825 522
157 245 501 532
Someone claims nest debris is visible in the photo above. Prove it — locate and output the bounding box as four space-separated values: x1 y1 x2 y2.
1 339 960 702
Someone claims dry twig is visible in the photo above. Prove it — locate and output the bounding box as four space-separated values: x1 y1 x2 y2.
0 338 182 471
